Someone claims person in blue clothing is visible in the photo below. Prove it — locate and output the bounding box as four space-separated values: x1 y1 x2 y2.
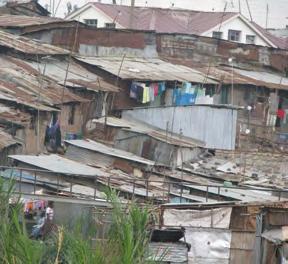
31 211 46 239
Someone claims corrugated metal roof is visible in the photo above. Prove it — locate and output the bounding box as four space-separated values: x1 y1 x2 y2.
233 68 288 89
9 154 108 177
26 59 120 92
65 139 155 166
0 15 69 28
0 129 21 150
0 55 87 109
0 104 31 126
94 116 204 148
194 66 288 90
75 56 218 83
148 242 188 263
0 30 69 55
89 2 236 35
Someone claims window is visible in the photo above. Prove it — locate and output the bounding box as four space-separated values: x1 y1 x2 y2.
246 35 256 44
212 31 223 39
105 22 116 29
228 30 241 42
84 19 98 27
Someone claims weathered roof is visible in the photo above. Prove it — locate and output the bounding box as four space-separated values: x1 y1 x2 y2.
0 30 69 55
73 2 237 35
26 59 120 92
75 56 218 83
196 66 288 90
0 55 87 109
94 116 204 148
0 104 31 126
0 129 21 150
233 67 288 89
0 15 65 28
64 139 155 166
9 154 108 177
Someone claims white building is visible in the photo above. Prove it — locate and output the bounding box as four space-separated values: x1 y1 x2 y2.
66 2 285 49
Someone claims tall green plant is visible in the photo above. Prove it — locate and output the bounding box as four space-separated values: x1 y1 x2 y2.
0 179 156 264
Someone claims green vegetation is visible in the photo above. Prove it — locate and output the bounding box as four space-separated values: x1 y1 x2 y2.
0 179 155 264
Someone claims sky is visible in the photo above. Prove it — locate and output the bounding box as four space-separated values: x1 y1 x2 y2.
39 0 288 29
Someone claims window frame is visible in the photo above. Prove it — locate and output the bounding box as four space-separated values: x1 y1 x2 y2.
228 30 241 42
212 31 223 39
105 22 116 29
246 35 256 44
84 19 98 27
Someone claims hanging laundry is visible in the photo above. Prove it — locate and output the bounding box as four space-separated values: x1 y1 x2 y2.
159 82 166 94
149 84 155 102
277 109 285 119
153 83 159 96
130 82 138 99
142 86 150 103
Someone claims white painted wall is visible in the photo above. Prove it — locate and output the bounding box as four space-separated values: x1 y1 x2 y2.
70 5 122 28
204 16 269 46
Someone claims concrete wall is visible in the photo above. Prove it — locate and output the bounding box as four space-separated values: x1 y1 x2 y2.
122 105 238 150
25 28 288 72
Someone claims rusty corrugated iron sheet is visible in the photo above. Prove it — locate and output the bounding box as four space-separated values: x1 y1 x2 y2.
195 65 288 90
0 129 21 150
0 30 69 55
0 55 88 110
0 15 63 28
25 59 120 92
0 104 31 126
75 56 218 83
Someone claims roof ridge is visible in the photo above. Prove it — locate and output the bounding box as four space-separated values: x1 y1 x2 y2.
91 2 238 14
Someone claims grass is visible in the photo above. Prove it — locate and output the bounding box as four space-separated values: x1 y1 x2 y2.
0 179 158 264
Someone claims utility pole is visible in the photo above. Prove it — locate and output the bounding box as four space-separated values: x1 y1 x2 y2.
129 0 135 29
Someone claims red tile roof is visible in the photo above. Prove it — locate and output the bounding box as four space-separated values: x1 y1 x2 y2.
91 2 237 35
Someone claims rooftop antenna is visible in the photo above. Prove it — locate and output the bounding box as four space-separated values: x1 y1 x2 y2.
245 0 253 21
265 4 269 29
238 0 241 14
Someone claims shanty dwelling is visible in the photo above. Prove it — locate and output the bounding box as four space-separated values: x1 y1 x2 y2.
0 129 22 165
195 65 288 147
0 30 120 153
7 154 168 202
74 56 218 111
0 52 87 154
90 116 205 168
64 139 156 176
160 201 288 263
121 104 239 150
24 57 120 131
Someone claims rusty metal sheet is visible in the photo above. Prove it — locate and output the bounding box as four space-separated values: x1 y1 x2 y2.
75 56 218 83
25 59 120 93
0 30 69 55
94 116 204 148
0 55 87 108
0 15 69 28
